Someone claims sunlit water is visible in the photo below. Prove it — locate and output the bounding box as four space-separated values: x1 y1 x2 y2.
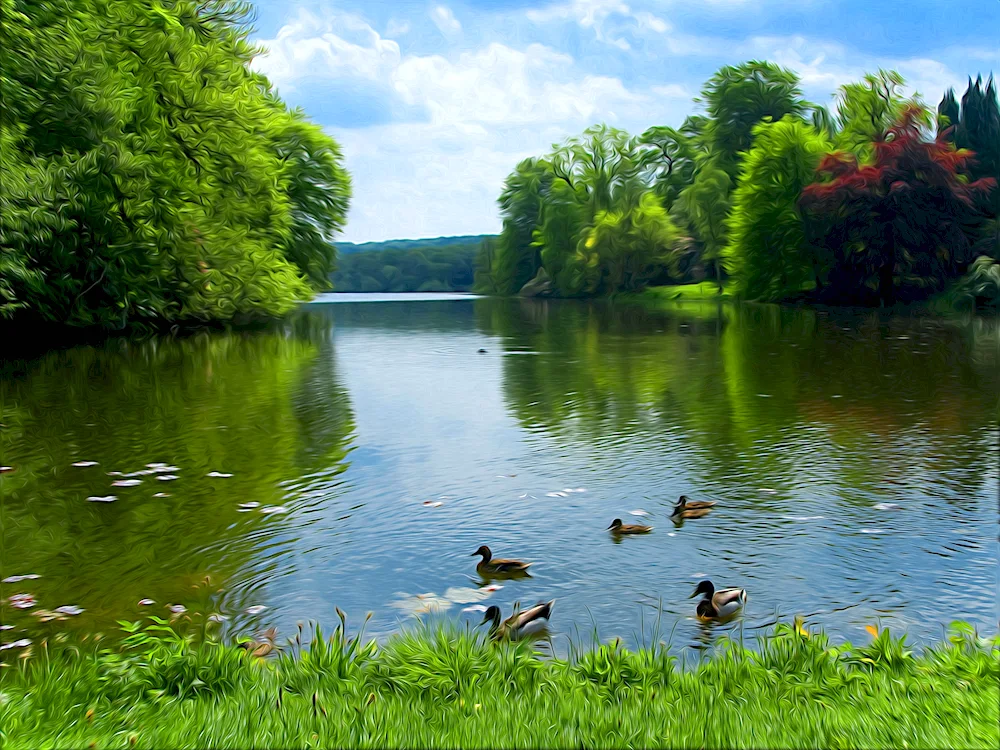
2 295 998 658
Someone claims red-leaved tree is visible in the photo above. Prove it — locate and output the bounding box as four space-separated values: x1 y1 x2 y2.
800 105 996 305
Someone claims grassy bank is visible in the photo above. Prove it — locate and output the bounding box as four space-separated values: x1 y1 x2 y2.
635 282 734 302
1 618 997 749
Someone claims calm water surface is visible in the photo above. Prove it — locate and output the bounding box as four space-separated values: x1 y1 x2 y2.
2 296 998 656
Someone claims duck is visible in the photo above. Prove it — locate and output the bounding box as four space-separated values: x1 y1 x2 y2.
670 495 716 519
690 580 747 620
472 545 532 575
607 518 652 535
480 600 554 640
236 626 279 657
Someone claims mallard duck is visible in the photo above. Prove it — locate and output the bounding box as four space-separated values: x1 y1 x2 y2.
671 495 716 519
607 518 652 535
237 626 279 657
481 600 554 640
472 545 532 575
690 580 747 620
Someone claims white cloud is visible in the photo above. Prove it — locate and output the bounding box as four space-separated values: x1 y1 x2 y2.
430 5 462 37
526 0 670 51
252 9 401 91
385 18 410 37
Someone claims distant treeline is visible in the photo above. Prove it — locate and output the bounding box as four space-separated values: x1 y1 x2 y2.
330 237 493 292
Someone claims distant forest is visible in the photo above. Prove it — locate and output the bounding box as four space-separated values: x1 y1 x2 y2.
330 236 494 292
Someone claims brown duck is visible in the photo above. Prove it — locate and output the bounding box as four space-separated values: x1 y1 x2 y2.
671 495 716 520
607 518 652 535
472 545 532 575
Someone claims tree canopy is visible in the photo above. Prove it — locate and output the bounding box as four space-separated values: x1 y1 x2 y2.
0 0 350 328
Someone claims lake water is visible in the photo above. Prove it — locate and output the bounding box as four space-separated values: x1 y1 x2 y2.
2 295 998 657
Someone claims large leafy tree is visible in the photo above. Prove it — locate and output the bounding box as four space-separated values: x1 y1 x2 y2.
800 106 996 306
673 157 732 290
834 70 929 160
0 0 350 328
697 61 807 179
724 118 833 301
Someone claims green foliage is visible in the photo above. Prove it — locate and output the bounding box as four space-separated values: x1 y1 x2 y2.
2 620 997 749
834 70 929 159
725 118 833 301
0 0 350 328
697 60 807 178
674 156 732 287
937 89 960 140
332 241 479 292
945 254 1000 310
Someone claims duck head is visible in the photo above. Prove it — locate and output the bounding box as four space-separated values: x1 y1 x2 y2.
480 605 502 630
690 579 715 599
471 545 492 562
607 518 623 530
672 496 690 515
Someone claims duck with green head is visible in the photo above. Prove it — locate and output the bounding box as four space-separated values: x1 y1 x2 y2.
472 545 532 575
690 579 747 620
480 600 554 640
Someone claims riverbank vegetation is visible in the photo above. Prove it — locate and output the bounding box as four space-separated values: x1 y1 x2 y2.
331 237 486 292
474 64 1000 310
0 0 350 329
1 617 996 749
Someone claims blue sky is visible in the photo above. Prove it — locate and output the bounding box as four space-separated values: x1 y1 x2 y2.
248 0 999 242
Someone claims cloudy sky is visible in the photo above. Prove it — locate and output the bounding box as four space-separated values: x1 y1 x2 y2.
248 0 999 243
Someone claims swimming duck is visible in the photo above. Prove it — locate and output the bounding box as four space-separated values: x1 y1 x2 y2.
237 626 279 657
671 495 716 519
472 545 532 575
690 580 747 620
607 518 652 535
481 600 554 640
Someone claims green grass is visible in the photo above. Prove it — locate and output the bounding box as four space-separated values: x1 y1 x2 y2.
637 282 735 302
1 617 997 749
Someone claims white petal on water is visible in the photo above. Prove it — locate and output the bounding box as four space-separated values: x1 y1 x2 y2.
2 574 40 584
545 492 568 498
245 605 267 615
157 475 179 482
138 599 155 606
111 479 142 487
107 471 123 476
153 466 180 473
238 502 260 509
629 509 651 517
54 605 84 616
482 584 503 593
873 503 901 511
667 532 676 537
153 492 170 498
756 394 772 398
422 501 443 508
146 463 168 469
860 529 887 534
0 625 13 630
574 488 587 493
86 495 117 503
783 515 825 521
9 594 36 609
0 639 32 650
207 472 233 478
72 461 98 468
0 466 14 473
260 506 289 514
168 604 187 614
758 488 778 494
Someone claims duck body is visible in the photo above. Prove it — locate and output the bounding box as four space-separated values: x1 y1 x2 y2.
607 518 652 535
472 545 532 575
671 496 716 519
691 580 746 620
482 600 554 640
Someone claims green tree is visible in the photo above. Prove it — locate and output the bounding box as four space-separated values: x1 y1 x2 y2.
674 157 732 291
724 117 833 301
0 0 350 328
697 61 807 179
834 70 928 159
